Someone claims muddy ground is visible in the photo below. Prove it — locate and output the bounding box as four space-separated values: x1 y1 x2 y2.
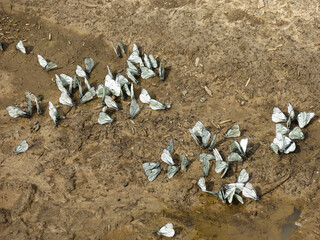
0 0 320 239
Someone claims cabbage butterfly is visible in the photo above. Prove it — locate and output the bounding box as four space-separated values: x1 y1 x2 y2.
48 101 59 125
14 140 28 154
37 54 58 71
16 40 26 54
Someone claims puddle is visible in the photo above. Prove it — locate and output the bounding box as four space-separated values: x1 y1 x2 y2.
279 207 302 240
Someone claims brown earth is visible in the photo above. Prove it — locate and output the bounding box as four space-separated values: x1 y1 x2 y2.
0 0 320 239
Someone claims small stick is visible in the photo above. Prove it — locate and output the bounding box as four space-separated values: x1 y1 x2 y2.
245 78 251 87
219 119 232 124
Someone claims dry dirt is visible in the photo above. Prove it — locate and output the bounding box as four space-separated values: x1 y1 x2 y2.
0 0 320 239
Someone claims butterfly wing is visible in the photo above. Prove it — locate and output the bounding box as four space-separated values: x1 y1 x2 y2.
37 54 48 68
13 140 28 154
84 57 94 74
16 40 26 54
272 107 287 123
98 112 113 124
237 169 249 183
161 149 174 165
139 88 151 104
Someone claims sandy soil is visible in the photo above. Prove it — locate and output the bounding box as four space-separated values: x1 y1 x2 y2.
0 0 320 239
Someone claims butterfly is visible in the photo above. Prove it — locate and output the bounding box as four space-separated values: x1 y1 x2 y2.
159 60 165 81
16 40 26 54
228 138 248 162
189 121 211 147
149 54 157 68
157 223 175 238
110 40 121 57
127 43 143 65
25 91 41 114
180 154 189 170
270 132 296 154
142 162 161 182
80 87 96 104
98 111 114 125
129 84 140 119
14 140 28 154
48 101 59 125
37 54 58 71
59 92 74 106
6 106 29 118
297 111 315 128
214 148 229 178
288 126 304 140
224 124 241 138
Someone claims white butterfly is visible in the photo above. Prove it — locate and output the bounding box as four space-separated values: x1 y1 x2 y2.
230 138 248 156
104 96 119 110
297 111 315 128
237 169 249 183
157 223 175 238
55 74 68 95
16 40 26 54
275 124 289 135
197 177 207 192
98 112 114 124
37 54 58 71
167 165 179 179
105 74 121 97
127 61 140 75
272 132 296 154
150 99 167 110
189 121 211 147
242 182 259 200
110 40 121 57
80 87 96 104
288 103 295 120
84 57 94 74
180 154 188 170
159 60 165 81
272 107 287 123
25 91 41 114
129 84 139 119
6 106 29 118
48 101 59 125
14 140 28 154
118 41 125 54
224 125 241 138
127 43 143 64
143 53 152 69
149 54 157 68
59 92 73 106
288 126 304 140
142 162 161 182
76 65 87 79
140 66 156 79
59 74 73 87
214 148 229 178
139 88 151 104
126 68 139 84
161 149 175 165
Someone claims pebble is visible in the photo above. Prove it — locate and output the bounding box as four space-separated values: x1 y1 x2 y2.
182 90 188 96
200 97 206 103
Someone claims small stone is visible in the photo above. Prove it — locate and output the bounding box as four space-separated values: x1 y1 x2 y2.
200 97 206 103
155 115 163 122
240 101 245 106
124 182 128 187
195 57 200 66
182 90 188 96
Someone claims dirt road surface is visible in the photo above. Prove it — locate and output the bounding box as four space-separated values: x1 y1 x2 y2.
0 0 320 239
